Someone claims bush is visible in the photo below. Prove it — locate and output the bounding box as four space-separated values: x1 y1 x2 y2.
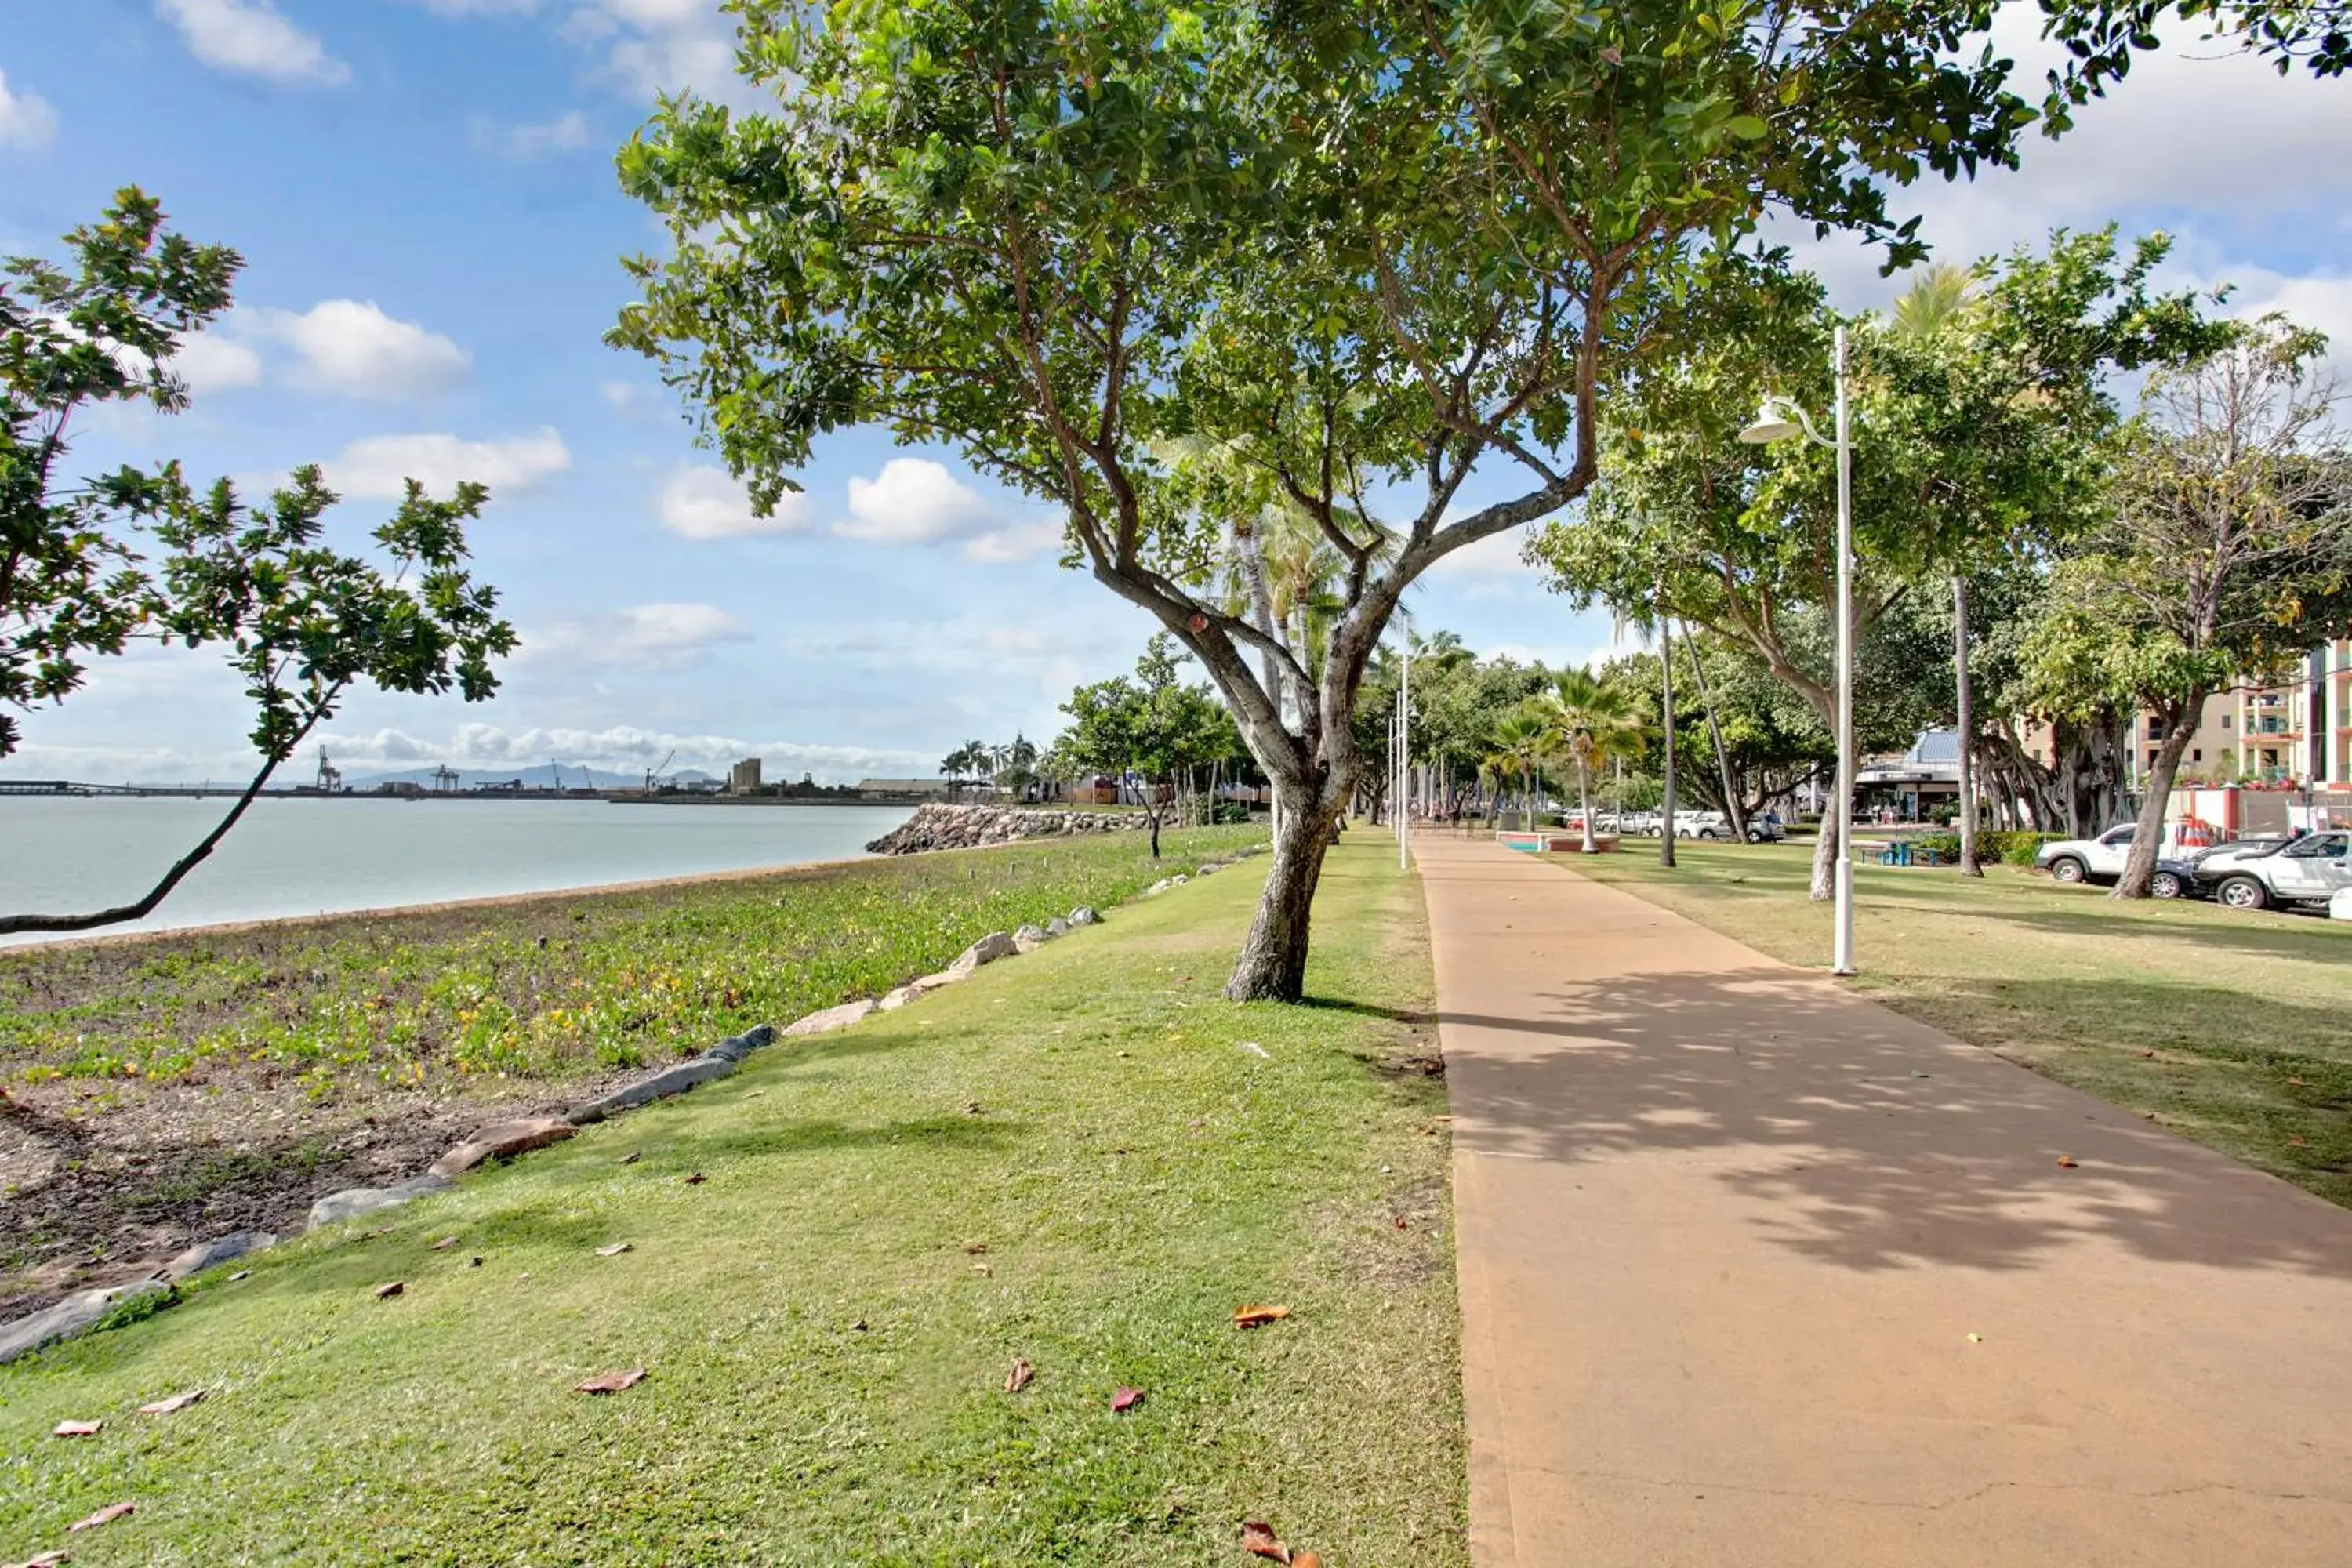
1904 829 2059 867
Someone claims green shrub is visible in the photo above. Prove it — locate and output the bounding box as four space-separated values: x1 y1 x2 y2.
1982 829 2061 867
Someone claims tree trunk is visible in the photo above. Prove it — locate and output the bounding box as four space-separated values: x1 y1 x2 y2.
2113 696 2199 898
1951 573 1982 877
1658 601 1677 869
1577 759 1597 853
1225 776 1341 1002
1810 771 1842 901
1679 619 1747 841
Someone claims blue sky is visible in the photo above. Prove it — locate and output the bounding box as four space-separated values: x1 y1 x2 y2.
4 1 2350 783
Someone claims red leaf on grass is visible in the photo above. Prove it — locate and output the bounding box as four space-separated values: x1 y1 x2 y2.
139 1390 205 1416
1232 1305 1291 1330
683 1172 706 1185
68 1501 134 1531
1110 1386 1144 1413
1240 1519 1291 1562
575 1369 648 1395
51 1419 103 1438
1004 1359 1034 1393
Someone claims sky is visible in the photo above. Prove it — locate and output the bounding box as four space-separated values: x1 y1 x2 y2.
2 1 2349 785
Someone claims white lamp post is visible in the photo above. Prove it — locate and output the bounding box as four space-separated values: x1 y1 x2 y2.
1397 604 1413 870
1738 325 1857 976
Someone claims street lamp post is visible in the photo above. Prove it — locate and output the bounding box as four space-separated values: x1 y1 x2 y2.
1738 325 1857 976
1398 604 1413 871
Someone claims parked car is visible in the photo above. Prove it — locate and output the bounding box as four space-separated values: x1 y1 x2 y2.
1744 812 1788 844
1673 810 1730 840
2195 830 2352 911
2150 855 2202 899
2034 824 2139 885
1618 810 1661 836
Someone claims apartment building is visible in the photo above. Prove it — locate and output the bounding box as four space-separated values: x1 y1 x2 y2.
2136 638 2352 789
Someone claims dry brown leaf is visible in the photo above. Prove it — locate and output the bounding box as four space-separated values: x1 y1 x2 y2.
575 1369 648 1395
428 1236 457 1251
963 1241 989 1255
1232 1305 1291 1330
2056 1156 2079 1170
1293 1553 1323 1568
1004 1359 1034 1393
617 1151 641 1165
595 1243 633 1258
5 1550 68 1567
68 1501 134 1531
138 1390 205 1416
1110 1386 1144 1413
52 1419 103 1438
1240 1519 1291 1562
373 1281 405 1300
971 1261 993 1276
683 1172 707 1185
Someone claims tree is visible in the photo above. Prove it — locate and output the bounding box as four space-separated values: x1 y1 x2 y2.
2038 1 2352 122
1051 635 1234 858
1486 706 1552 829
2033 321 2352 898
1 193 515 937
1537 669 1648 854
612 0 2046 1000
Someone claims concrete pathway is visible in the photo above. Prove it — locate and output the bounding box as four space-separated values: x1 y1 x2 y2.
1421 832 2352 1567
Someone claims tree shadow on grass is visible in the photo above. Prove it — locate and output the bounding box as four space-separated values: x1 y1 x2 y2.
1442 962 2352 1280
1925 898 2352 964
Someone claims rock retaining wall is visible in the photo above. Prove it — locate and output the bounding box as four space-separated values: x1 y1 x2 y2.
866 804 1144 855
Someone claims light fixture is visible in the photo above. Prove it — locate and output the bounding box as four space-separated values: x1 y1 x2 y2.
1737 397 1806 445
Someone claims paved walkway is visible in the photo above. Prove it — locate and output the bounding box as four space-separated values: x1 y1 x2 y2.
1419 832 2352 1567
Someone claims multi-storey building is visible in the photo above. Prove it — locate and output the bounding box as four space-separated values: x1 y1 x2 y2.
2134 638 2352 789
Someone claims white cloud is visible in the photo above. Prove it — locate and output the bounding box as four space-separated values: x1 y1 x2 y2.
471 109 593 158
1428 526 1538 578
241 300 470 397
659 465 808 539
170 331 264 393
964 517 1064 563
0 70 59 151
325 426 572 499
155 0 350 85
565 0 743 100
525 601 751 669
837 458 989 544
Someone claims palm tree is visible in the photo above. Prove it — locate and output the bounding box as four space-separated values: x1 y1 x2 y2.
1538 669 1649 854
1892 263 1991 877
1487 707 1551 829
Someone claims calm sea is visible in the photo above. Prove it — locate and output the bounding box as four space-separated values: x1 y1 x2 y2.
0 797 916 946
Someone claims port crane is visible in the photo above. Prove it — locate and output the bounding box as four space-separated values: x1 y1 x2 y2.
644 749 677 793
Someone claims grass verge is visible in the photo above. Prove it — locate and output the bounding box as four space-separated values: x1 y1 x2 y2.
0 833 1465 1566
1555 840 2352 1207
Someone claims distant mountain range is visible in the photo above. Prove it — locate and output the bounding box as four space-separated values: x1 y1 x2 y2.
341 764 719 790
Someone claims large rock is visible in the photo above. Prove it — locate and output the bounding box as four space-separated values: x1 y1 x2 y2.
429 1116 576 1178
948 932 1017 975
1013 924 1051 954
1045 916 1071 938
1068 906 1099 927
781 998 879 1037
307 1173 453 1231
879 972 963 1011
865 804 1147 855
566 1055 737 1126
706 1022 778 1064
0 1281 172 1366
159 1231 276 1283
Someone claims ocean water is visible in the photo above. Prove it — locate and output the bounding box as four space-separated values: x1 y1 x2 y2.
0 797 916 946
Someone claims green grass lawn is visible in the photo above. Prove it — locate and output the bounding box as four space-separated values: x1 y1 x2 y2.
1555 841 2352 1207
0 834 1465 1566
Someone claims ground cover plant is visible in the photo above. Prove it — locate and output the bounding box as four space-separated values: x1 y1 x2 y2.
0 834 1463 1566
1555 841 2352 1205
0 826 1261 1313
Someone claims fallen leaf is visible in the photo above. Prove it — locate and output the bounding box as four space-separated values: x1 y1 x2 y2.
374 1281 405 1300
2288 1076 2307 1087
962 1101 984 1116
2140 1050 2157 1059
470 1257 483 1268
1232 1305 1291 1330
428 1236 457 1251
1240 1519 1291 1562
617 1151 641 1165
683 1172 706 1185
1394 1216 1410 1230
1004 1359 1034 1393
575 1369 648 1395
1111 1386 1144 1413
964 1241 989 1255
1965 1332 1983 1344
227 1269 251 1283
595 1242 633 1258
138 1390 205 1416
4 1550 68 1567
68 1501 134 1531
52 1419 103 1438
2056 1156 2078 1170
1294 1554 1323 1568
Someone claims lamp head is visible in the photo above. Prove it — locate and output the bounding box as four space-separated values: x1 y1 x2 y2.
1737 396 1805 445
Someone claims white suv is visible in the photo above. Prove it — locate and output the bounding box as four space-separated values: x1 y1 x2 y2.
2201 831 2352 912
2035 824 2138 885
